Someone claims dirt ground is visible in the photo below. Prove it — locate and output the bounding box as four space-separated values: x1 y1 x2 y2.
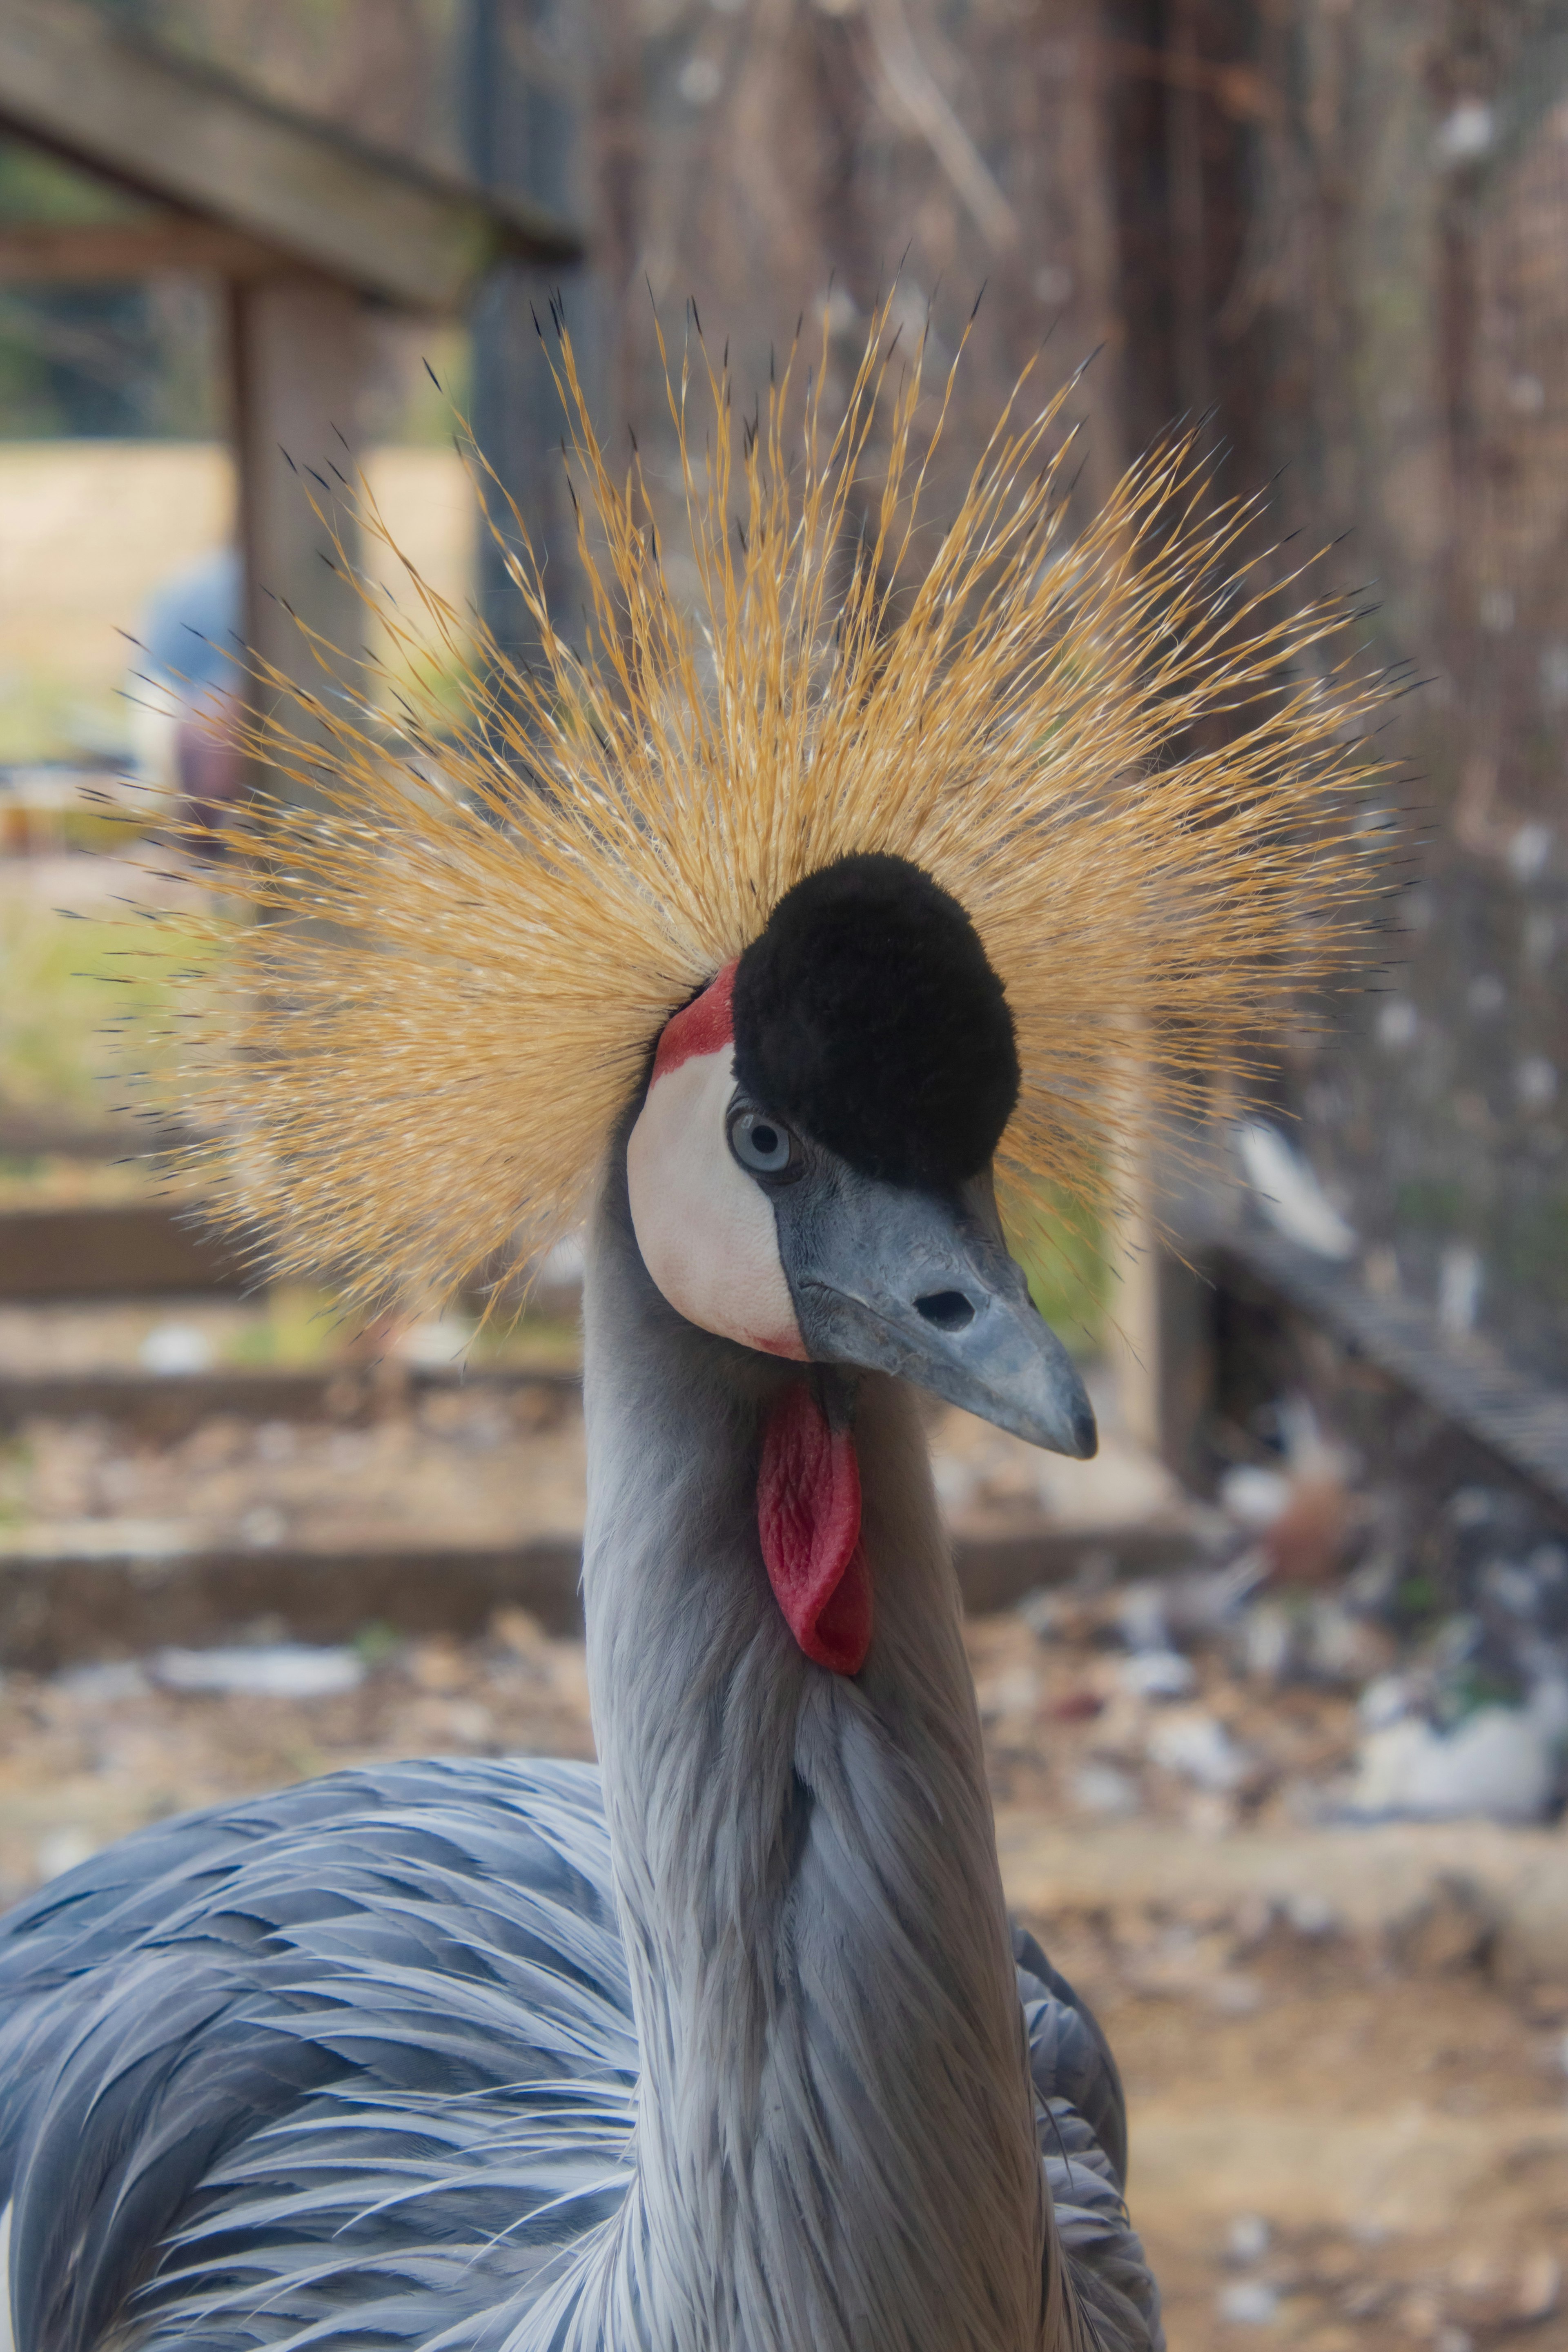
1 1591 1563 2352
0 1342 1182 1555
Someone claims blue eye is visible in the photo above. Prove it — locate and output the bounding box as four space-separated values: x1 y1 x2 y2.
728 1105 800 1179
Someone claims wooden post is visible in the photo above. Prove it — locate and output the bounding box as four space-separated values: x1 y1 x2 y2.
1058 2 1168 1451
228 272 371 793
464 0 584 668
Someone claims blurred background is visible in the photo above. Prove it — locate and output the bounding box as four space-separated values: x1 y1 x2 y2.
3 4 1568 2347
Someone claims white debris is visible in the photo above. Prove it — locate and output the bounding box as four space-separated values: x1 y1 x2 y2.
151 1644 365 1699
1225 2214 1272 2267
1283 1890 1339 1939
677 53 722 104
1116 1558 1264 1657
1437 98 1493 163
1517 1056 1558 1112
1238 1601 1296 1685
1510 821 1552 881
540 1234 586 1285
1117 1581 1173 1653
1359 1671 1420 1730
1071 1763 1141 1817
1146 1709 1249 1793
1241 1596 1392 1692
977 1666 1041 1719
442 1699 495 1747
1118 1650 1197 1700
396 1313 476 1368
1217 2278 1279 2327
1529 1676 1568 1742
930 1455 977 1513
1439 1243 1483 1336
1234 1121 1358 1259
138 1321 214 1376
1350 1703 1559 1825
1220 1464 1292 1530
35 1826 98 1880
1376 998 1419 1049
51 1660 149 1702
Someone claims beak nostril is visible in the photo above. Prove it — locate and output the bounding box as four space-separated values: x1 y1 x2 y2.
914 1289 976 1332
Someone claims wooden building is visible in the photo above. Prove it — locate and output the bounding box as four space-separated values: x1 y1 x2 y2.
6 0 1568 1482
0 0 581 737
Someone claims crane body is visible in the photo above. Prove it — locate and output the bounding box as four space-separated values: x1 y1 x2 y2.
0 302 1385 2350
0 1123 1155 2350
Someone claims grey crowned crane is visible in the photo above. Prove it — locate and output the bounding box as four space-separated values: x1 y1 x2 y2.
0 311 1384 2351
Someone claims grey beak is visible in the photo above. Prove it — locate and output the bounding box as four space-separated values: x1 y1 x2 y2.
774 1164 1097 1459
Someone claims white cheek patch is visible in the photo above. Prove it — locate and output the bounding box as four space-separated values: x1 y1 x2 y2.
627 1046 806 1359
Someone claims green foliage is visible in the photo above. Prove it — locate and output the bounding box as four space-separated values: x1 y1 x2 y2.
0 138 141 227
1496 1194 1568 1310
0 1433 28 1528
223 1286 345 1370
1434 1662 1524 1727
353 1619 404 1670
1007 1187 1109 1360
1393 1178 1468 1234
1394 1572 1441 1625
0 899 213 1122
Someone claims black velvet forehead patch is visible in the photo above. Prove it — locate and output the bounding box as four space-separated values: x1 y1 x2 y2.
731 853 1020 1189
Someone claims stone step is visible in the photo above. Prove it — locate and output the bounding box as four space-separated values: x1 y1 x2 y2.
0 1516 1196 1672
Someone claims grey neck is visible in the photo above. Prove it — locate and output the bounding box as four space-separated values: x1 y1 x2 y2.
559 1145 1054 2352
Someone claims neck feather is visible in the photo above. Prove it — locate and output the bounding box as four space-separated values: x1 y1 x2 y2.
569 1149 1052 2352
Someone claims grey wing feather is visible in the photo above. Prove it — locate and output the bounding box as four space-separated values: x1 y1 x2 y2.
1012 1926 1165 2352
0 1771 1160 2352
0 1757 637 2350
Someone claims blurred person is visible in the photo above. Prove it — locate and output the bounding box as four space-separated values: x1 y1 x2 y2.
125 546 246 853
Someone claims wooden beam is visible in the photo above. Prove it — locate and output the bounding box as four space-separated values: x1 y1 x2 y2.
0 1361 581 1440
0 1203 253 1300
0 216 283 282
1208 1231 1568 1522
0 1521 1194 1673
0 0 580 312
0 1533 590 1670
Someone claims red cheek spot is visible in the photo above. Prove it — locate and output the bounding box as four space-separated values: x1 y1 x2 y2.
653 961 737 1080
756 1383 873 1676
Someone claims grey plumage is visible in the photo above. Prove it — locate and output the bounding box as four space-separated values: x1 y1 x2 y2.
0 1140 1161 2351
0 1760 634 2347
0 1767 1151 2350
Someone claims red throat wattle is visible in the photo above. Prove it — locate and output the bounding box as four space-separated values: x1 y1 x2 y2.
756 1383 873 1675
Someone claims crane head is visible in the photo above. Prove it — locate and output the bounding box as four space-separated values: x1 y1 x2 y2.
627 854 1096 1461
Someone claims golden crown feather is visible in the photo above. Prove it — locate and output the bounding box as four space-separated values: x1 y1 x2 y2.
145 299 1393 1314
